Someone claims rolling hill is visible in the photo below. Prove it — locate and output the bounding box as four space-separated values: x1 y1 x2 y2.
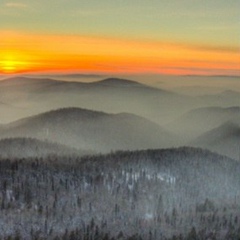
0 107 176 152
0 76 193 125
166 106 240 141
192 120 240 160
197 90 240 107
1 76 239 128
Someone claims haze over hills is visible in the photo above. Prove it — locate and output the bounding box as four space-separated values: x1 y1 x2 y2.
24 73 104 80
1 76 239 127
0 76 194 125
192 119 240 160
0 107 176 153
171 85 227 96
152 75 240 95
1 0 239 236
0 137 87 159
0 100 29 124
0 76 169 92
197 89 240 107
0 76 239 157
0 76 239 158
0 77 63 123
166 106 240 141
95 78 145 86
219 90 240 98
0 76 59 86
0 75 239 239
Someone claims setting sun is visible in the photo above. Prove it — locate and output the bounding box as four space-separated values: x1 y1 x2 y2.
0 54 30 74
1 59 17 73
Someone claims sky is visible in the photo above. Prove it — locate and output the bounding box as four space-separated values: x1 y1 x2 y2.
0 0 239 76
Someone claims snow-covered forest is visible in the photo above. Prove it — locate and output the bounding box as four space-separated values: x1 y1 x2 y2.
0 147 239 239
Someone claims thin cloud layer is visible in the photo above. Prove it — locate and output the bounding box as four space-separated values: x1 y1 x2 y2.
5 2 28 9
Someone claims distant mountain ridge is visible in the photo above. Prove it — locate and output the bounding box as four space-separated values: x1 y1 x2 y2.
0 76 194 125
219 90 240 97
194 121 240 143
192 119 240 160
0 76 159 89
1 75 238 130
0 76 60 86
197 89 240 107
0 76 173 97
166 106 240 142
96 78 141 86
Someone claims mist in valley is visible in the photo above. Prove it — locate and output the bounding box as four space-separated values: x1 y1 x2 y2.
0 74 239 239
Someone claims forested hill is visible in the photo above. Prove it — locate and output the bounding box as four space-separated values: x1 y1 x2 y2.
0 147 239 239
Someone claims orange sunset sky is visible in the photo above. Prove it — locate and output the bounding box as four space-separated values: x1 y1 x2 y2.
0 0 239 76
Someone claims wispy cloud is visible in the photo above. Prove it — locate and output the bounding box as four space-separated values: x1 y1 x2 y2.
161 66 240 77
5 2 28 9
69 9 103 17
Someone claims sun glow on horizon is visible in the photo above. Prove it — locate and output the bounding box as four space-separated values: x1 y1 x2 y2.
0 31 239 76
0 52 31 74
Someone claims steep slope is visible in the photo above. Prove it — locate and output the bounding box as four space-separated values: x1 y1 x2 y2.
166 106 240 141
0 108 175 152
0 137 87 158
192 119 240 160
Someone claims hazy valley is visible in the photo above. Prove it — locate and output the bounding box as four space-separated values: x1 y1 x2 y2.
0 75 239 239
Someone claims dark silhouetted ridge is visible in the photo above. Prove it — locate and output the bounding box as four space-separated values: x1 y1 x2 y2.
0 76 61 86
96 78 141 86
